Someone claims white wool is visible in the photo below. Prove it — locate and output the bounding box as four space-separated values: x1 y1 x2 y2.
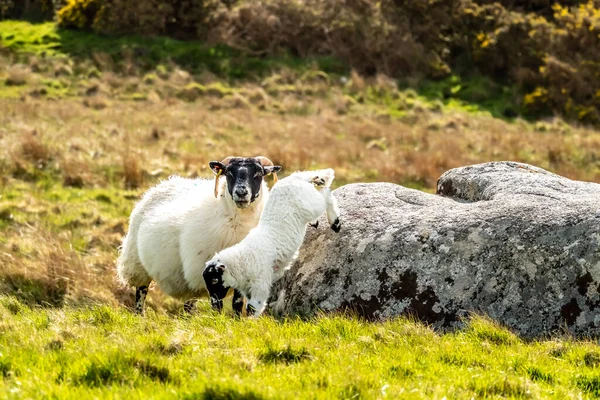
116 175 269 300
207 169 340 316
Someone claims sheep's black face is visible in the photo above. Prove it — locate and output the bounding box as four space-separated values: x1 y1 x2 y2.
209 157 282 209
203 262 229 312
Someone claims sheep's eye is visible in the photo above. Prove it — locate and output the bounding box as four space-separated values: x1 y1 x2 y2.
212 278 219 284
254 173 262 179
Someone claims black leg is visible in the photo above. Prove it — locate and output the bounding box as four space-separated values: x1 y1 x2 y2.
183 299 197 314
232 289 244 316
331 217 341 233
135 286 149 315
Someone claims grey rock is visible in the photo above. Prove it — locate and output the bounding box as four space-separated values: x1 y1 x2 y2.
271 161 600 338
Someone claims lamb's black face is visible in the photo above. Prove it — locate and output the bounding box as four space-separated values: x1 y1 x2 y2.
203 262 229 311
209 157 282 209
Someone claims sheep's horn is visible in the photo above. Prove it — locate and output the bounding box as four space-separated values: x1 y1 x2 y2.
213 157 238 198
255 156 278 183
221 156 237 165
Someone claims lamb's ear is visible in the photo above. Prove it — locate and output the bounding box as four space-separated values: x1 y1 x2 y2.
216 263 227 272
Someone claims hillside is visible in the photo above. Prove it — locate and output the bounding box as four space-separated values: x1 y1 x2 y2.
2 19 600 399
2 20 600 310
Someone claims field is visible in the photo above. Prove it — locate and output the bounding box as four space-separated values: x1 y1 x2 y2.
2 20 600 399
3 299 600 399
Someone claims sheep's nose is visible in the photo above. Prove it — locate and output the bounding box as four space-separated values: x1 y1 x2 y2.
235 187 249 197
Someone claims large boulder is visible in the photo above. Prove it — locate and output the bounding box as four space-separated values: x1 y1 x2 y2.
271 162 600 337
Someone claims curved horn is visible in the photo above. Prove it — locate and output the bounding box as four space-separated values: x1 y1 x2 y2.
255 156 278 183
213 156 239 198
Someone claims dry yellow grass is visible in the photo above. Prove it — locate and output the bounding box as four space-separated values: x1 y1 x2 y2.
1 65 600 311
2 95 600 189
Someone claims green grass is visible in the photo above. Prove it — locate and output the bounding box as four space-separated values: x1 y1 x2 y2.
0 20 346 80
0 296 599 399
415 74 521 121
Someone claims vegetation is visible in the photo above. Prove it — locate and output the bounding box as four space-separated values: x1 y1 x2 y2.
2 19 600 309
47 0 600 125
2 12 600 399
2 299 600 399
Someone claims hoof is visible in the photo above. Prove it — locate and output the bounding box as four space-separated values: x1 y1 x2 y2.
331 218 341 233
311 176 326 186
309 221 319 229
246 304 257 316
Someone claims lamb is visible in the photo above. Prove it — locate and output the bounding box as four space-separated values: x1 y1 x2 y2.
203 168 341 317
116 156 282 315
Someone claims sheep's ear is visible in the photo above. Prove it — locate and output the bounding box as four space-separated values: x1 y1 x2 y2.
210 161 226 198
264 165 282 175
209 161 226 175
264 165 282 183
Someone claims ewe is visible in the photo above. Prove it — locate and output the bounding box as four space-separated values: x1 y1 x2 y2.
117 156 281 315
203 168 341 317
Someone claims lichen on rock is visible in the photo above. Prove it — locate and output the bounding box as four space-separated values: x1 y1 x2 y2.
271 161 600 338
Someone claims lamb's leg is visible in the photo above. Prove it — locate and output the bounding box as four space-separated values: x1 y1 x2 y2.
135 286 149 315
232 289 244 316
247 286 270 318
320 187 341 232
183 299 197 314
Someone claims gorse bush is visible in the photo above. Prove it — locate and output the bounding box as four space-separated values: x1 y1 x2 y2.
463 1 600 123
0 0 55 20
56 0 101 30
57 0 228 39
220 0 456 79
471 0 591 16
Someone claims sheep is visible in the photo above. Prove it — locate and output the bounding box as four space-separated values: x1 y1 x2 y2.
116 156 282 315
203 168 341 317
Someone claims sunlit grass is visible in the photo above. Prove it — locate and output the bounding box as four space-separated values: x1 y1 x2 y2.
0 297 598 399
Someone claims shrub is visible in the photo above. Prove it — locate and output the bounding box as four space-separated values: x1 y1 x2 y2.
57 0 103 30
457 0 600 123
0 0 54 21
58 0 227 39
223 0 457 78
50 0 600 125
471 0 590 17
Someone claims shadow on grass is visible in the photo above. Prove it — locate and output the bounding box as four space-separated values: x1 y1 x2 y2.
0 273 66 308
0 359 15 379
577 374 600 397
258 344 313 364
73 354 177 387
184 387 266 400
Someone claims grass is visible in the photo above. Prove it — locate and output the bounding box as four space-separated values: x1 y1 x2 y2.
1 297 599 399
416 74 522 121
1 19 600 398
0 21 523 120
0 21 346 80
2 20 600 311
